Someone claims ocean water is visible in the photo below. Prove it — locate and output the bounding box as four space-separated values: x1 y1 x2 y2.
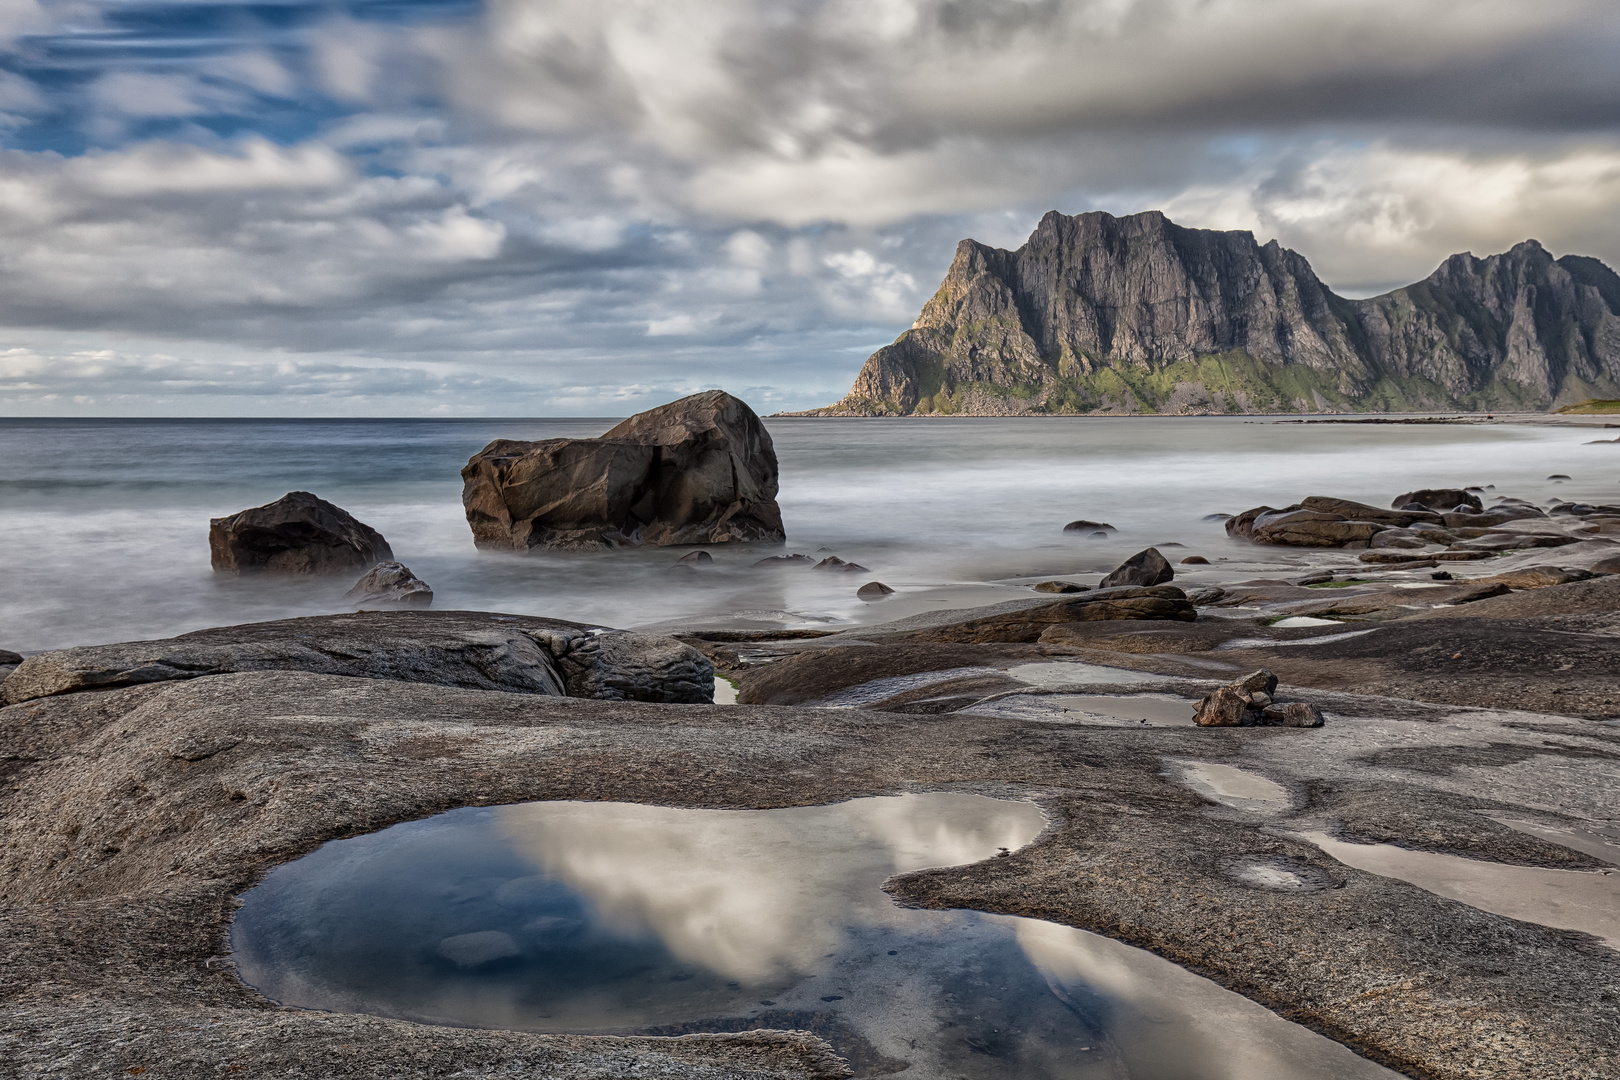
1 415 1616 652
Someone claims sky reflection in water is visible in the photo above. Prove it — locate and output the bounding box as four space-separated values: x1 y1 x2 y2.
232 793 1398 1080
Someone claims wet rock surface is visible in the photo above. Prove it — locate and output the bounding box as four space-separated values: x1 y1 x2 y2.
1099 546 1174 588
344 561 433 608
0 611 711 707
209 491 392 575
460 391 785 551
5 659 1619 1079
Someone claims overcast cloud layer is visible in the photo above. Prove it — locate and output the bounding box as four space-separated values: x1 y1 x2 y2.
3 0 1620 415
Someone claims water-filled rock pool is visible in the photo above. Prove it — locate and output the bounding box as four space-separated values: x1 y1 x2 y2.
232 793 1399 1079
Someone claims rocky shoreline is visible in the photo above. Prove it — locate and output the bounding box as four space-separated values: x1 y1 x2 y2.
6 467 1620 1079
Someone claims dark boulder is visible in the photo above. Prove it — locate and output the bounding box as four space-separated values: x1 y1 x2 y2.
814 556 868 572
1392 489 1483 513
1032 581 1089 593
209 491 392 576
754 554 815 568
676 550 713 565
1099 547 1174 588
1181 555 1210 565
461 391 784 551
344 562 433 608
857 581 895 600
1063 519 1116 533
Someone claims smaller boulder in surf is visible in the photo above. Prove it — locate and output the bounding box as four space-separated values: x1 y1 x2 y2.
210 491 392 575
345 562 433 608
1098 547 1174 588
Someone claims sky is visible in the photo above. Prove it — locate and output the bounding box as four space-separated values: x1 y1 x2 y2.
2 0 1620 416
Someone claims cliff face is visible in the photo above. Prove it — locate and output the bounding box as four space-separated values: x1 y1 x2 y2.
811 210 1620 415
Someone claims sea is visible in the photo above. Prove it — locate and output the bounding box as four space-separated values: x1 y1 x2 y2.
1 415 1616 653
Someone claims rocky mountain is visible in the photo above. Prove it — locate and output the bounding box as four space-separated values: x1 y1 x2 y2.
803 210 1620 415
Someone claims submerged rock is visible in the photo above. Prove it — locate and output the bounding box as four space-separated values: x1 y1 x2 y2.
344 562 433 608
755 554 815 568
1181 555 1210 565
210 491 392 575
1099 547 1174 588
461 391 785 551
813 556 868 572
676 550 714 565
1063 519 1116 533
1032 581 1089 593
1392 489 1483 513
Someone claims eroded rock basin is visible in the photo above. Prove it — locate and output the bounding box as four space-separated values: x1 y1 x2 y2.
232 793 1398 1079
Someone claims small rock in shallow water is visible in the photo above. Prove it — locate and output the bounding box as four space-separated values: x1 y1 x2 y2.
1099 547 1174 588
1032 581 1089 593
814 556 868 572
1063 519 1116 533
753 554 815 568
676 550 713 565
1181 555 1210 565
344 562 432 608
857 581 895 600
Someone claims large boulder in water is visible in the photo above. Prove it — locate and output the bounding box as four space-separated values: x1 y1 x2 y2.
461 391 785 550
210 491 392 575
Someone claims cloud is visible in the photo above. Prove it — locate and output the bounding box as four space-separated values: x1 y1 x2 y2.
3 1 1620 413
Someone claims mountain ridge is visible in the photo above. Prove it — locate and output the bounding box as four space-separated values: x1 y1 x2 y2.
795 210 1620 415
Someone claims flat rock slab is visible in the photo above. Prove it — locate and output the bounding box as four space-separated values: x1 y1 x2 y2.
0 610 714 707
891 586 1197 644
3 670 1618 1079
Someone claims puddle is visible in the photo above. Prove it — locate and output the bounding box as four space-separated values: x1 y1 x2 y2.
713 677 739 705
1218 629 1377 650
810 666 1001 708
1490 817 1620 868
1269 617 1342 628
1178 763 1291 811
1004 662 1171 687
1297 831 1620 950
232 794 1399 1079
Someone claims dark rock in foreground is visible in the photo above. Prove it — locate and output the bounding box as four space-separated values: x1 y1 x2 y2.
857 581 895 600
210 491 392 575
345 562 433 608
1099 547 1173 588
0 611 713 706
461 391 784 551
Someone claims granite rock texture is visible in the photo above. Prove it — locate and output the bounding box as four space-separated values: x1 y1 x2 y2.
344 561 433 607
462 391 785 550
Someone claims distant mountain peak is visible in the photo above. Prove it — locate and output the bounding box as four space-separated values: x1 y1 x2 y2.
796 209 1620 416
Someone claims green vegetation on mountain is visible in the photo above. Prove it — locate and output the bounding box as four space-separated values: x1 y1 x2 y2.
798 210 1620 416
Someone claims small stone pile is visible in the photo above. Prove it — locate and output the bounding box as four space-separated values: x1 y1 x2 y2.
1194 669 1324 728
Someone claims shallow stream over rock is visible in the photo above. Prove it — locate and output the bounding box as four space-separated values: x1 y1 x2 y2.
232 793 1399 1079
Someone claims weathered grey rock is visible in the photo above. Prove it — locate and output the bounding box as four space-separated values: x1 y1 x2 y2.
677 550 714 565
529 629 714 704
1279 702 1326 727
813 556 868 572
1098 547 1174 588
1292 571 1335 586
1451 534 1579 552
1250 511 1386 548
857 581 895 600
1186 587 1227 605
1062 519 1116 533
1235 669 1279 697
1032 581 1089 593
209 491 392 575
1471 567 1597 590
1194 685 1252 727
901 586 1196 644
755 554 815 568
344 562 433 608
461 391 784 551
1368 530 1428 550
0 612 712 707
1443 505 1547 527
1393 489 1483 513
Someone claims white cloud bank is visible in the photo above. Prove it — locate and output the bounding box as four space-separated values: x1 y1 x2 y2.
2 0 1620 412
